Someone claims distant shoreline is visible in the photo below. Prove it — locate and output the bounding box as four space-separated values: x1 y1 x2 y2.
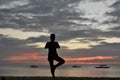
0 77 120 80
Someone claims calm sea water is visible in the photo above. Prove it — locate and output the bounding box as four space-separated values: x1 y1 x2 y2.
0 65 120 77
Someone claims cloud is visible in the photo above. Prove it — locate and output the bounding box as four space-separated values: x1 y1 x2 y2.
27 28 120 44
106 10 120 17
76 42 120 56
0 53 47 65
102 18 120 24
0 35 43 57
60 41 120 60
104 0 120 25
1 0 115 39
0 0 86 31
111 0 120 9
0 0 29 9
64 55 120 65
0 53 47 61
0 28 49 39
77 38 105 43
65 56 118 61
56 29 120 41
0 35 49 66
0 0 98 33
0 0 120 65
110 26 120 31
27 35 48 42
26 29 103 43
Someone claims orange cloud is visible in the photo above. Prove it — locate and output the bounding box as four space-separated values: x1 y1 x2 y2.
64 56 119 65
64 56 118 61
1 54 119 65
1 53 47 61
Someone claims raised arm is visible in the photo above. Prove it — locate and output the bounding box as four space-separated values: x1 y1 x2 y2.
45 42 49 49
56 42 60 49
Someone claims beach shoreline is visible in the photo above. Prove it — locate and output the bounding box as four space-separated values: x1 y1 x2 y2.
0 76 120 80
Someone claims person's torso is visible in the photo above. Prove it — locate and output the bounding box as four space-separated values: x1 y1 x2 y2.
47 42 60 58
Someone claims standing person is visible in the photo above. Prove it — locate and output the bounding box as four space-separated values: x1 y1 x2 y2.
45 34 65 78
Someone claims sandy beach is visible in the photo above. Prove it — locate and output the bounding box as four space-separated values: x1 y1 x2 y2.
0 77 120 80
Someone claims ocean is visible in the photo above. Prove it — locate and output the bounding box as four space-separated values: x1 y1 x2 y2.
0 65 120 77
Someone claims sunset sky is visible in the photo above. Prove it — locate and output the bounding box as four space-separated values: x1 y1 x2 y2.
0 0 120 66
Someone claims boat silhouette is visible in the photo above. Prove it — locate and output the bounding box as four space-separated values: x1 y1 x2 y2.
72 65 81 68
95 65 110 68
30 65 39 68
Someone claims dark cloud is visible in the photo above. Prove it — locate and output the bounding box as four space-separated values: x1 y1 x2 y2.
76 38 105 43
102 18 120 24
111 0 120 9
52 29 101 41
0 0 97 32
27 35 48 42
89 42 120 56
110 26 120 31
91 0 102 2
104 0 120 25
27 29 101 42
98 30 120 37
56 29 120 41
27 28 120 44
0 0 87 31
106 10 120 18
67 42 120 58
0 35 42 57
0 0 16 5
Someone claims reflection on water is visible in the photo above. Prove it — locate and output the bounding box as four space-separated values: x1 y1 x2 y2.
0 65 120 77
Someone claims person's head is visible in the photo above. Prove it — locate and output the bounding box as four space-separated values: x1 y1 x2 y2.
50 34 55 41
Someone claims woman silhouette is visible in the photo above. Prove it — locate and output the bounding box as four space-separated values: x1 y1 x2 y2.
45 34 65 78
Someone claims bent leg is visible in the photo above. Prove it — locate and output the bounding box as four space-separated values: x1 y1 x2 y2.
48 59 55 78
55 57 65 68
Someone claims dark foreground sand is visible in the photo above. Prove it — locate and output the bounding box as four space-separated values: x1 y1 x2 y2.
0 77 120 80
